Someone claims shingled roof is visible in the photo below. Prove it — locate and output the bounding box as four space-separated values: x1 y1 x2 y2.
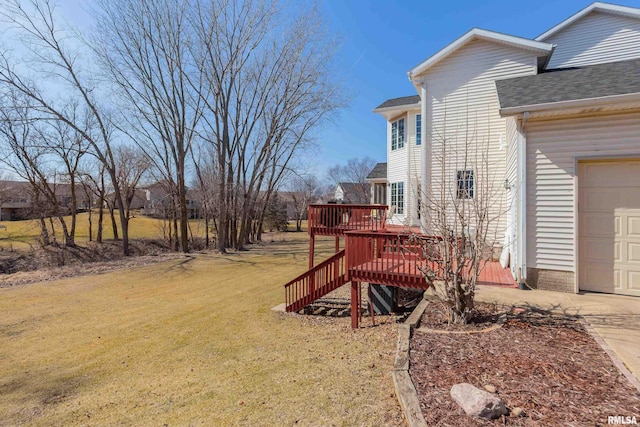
374 95 420 110
366 162 387 180
496 59 640 112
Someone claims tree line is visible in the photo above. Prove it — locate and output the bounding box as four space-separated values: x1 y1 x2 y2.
0 0 342 254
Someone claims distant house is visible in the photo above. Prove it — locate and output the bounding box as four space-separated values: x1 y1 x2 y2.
140 181 202 219
0 180 88 221
366 162 387 205
277 191 307 220
0 181 31 221
334 182 370 204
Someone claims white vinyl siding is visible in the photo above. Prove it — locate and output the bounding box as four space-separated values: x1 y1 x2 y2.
542 12 640 69
422 39 539 236
526 111 640 273
386 109 421 225
505 116 519 275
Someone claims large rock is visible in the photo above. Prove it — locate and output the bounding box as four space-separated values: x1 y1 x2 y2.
450 383 508 420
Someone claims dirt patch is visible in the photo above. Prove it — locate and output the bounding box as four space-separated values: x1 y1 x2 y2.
410 302 640 425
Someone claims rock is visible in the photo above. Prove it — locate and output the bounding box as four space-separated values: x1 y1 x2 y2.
450 383 508 420
511 407 525 417
484 384 497 393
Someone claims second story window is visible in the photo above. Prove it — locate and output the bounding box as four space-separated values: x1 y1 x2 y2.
391 118 405 150
416 114 421 145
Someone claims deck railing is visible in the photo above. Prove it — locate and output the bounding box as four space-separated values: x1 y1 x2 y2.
284 249 347 312
345 231 444 289
308 204 388 236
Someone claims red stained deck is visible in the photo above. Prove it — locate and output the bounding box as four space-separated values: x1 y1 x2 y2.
284 204 517 327
348 258 515 288
344 228 516 290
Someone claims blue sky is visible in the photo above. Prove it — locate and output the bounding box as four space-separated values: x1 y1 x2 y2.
314 0 640 175
55 0 640 178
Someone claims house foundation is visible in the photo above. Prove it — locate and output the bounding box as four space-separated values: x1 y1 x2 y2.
527 268 575 293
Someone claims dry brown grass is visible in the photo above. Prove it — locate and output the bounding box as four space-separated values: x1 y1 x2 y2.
0 232 404 426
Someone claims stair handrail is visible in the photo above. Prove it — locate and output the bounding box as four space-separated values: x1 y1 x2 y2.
284 249 347 312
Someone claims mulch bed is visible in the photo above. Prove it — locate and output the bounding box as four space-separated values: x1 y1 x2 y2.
410 301 640 426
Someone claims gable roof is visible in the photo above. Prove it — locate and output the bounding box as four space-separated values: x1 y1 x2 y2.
408 28 554 79
338 182 370 192
496 58 640 114
373 95 420 112
366 162 387 180
336 182 370 204
536 2 640 41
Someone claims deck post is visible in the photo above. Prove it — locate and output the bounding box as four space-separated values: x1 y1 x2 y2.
309 233 315 269
368 284 375 326
351 281 359 329
308 232 315 296
335 235 340 253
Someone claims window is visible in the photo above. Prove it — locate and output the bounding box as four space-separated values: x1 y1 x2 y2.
391 182 404 214
456 170 475 199
391 118 405 150
416 114 421 145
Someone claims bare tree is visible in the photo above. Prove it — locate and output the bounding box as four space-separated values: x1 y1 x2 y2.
0 90 85 246
327 157 377 203
78 160 107 243
113 145 150 225
415 114 506 324
194 0 342 251
286 174 321 232
0 91 51 244
92 0 204 253
190 145 219 249
32 106 90 246
0 0 134 254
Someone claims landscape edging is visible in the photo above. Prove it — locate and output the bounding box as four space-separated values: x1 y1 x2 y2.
392 298 429 427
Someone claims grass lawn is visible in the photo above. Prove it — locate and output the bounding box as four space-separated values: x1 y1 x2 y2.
0 212 209 251
0 233 404 426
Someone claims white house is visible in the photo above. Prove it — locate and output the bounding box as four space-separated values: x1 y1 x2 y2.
373 2 640 296
333 182 371 204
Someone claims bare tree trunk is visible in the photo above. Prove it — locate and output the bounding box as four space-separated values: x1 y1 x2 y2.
39 215 50 246
48 217 57 246
88 206 93 242
108 204 119 241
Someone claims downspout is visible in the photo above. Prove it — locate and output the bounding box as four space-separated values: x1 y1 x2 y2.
517 112 529 286
406 113 412 226
420 79 428 233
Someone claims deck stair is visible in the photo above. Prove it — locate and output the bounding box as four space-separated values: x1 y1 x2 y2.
284 249 348 312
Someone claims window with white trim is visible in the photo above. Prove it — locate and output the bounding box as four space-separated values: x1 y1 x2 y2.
456 170 475 199
416 114 421 145
391 182 404 214
391 118 405 150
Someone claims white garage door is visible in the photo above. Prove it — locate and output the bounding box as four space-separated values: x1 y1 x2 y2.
579 160 640 296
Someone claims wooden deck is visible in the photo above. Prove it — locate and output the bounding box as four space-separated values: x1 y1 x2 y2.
286 203 517 327
344 227 516 290
348 258 515 289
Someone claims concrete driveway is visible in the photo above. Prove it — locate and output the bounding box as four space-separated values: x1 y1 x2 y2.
475 286 640 384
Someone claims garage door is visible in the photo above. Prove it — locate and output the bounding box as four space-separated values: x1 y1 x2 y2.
579 160 640 296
